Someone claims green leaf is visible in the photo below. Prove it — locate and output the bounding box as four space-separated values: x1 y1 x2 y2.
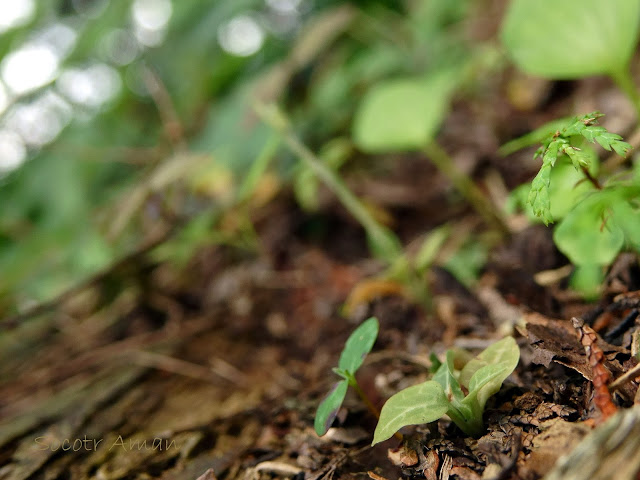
353 71 458 153
459 336 519 390
501 0 640 79
414 225 451 274
314 380 349 436
462 337 519 412
338 317 379 374
553 191 625 266
372 381 449 445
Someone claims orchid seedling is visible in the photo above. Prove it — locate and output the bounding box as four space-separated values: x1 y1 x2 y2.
373 336 519 443
314 317 379 436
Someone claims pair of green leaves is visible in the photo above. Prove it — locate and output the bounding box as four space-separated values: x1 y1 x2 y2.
314 317 379 436
372 336 519 444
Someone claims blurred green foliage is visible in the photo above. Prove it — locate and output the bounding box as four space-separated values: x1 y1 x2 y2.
1 0 485 315
6 0 637 315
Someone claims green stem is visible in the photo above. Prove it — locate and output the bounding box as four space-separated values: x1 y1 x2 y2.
445 405 484 438
349 377 380 420
422 141 510 238
610 67 640 120
349 376 404 441
253 102 404 264
237 132 280 203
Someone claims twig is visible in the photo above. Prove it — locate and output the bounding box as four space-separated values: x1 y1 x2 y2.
609 362 640 392
131 350 250 387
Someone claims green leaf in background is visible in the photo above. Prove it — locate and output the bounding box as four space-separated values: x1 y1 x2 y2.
338 317 379 374
372 381 449 445
352 71 458 152
553 191 625 266
314 380 349 436
501 0 640 79
413 225 451 274
443 239 488 288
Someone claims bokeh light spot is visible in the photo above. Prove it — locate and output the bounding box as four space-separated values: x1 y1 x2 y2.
218 15 265 57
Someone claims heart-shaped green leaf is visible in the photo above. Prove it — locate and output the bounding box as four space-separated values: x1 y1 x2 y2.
501 0 640 79
338 317 379 374
353 71 457 153
314 380 349 436
372 381 449 445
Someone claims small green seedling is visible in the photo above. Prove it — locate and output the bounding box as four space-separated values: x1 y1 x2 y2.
372 336 519 444
314 317 379 436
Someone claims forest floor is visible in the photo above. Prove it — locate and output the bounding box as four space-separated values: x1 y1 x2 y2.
2 75 640 480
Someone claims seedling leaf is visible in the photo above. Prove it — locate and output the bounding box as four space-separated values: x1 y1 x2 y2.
314 380 349 436
338 317 379 374
501 0 640 79
460 336 519 388
372 381 449 445
466 348 518 406
315 317 380 437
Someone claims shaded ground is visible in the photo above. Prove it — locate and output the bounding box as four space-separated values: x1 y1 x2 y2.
2 74 640 480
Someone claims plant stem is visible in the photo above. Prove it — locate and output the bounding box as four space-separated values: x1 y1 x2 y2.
580 165 602 190
422 142 510 238
237 132 280 203
350 377 404 441
253 102 404 264
349 379 380 420
610 67 640 120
